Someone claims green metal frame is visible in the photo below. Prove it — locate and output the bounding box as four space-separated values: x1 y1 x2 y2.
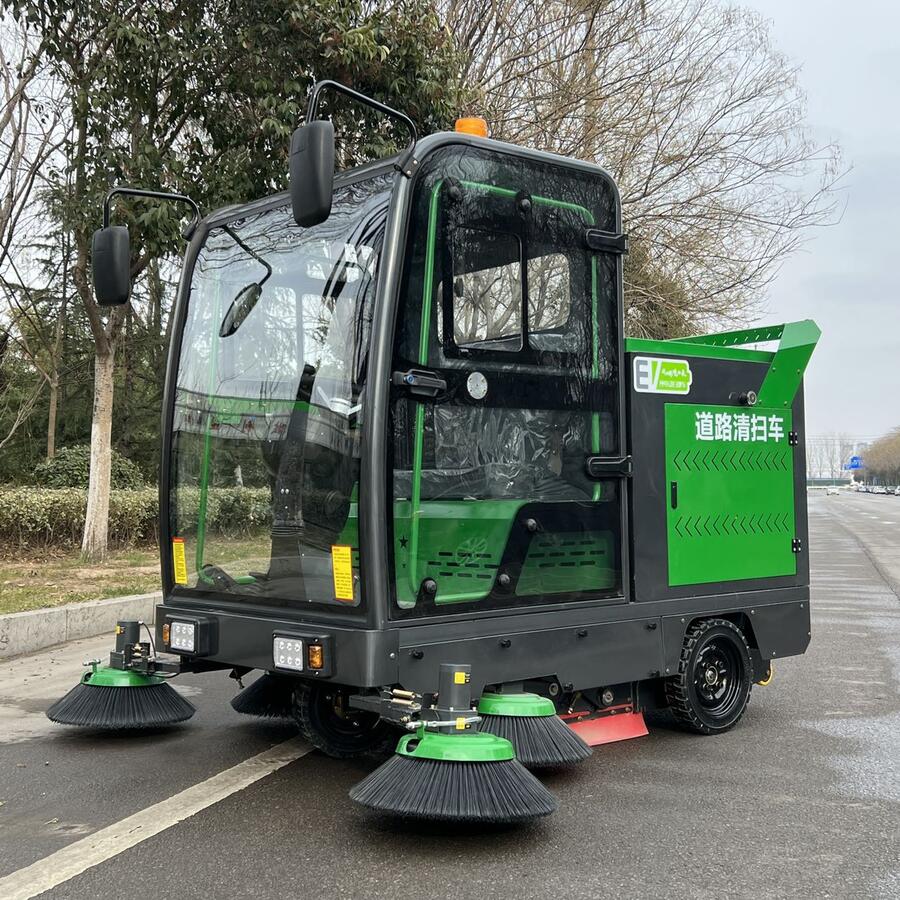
626 319 820 408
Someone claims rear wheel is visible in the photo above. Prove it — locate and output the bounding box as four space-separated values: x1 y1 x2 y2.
293 682 396 759
665 618 752 734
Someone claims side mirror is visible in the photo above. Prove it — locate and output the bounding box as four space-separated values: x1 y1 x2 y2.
91 225 131 306
289 119 334 228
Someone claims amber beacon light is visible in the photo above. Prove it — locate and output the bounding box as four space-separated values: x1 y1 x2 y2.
454 116 489 137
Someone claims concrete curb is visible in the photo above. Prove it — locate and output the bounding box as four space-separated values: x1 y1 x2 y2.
0 592 161 660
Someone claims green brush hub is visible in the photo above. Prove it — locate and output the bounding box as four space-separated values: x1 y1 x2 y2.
478 692 556 717
396 729 515 763
81 665 166 688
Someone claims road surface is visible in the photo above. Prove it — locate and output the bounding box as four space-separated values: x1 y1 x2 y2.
0 494 897 899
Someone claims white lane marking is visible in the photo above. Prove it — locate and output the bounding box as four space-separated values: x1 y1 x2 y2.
0 736 311 900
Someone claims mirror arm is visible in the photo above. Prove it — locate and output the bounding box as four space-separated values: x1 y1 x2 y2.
305 79 418 177
102 187 201 239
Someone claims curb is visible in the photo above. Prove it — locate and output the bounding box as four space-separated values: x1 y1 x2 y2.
0 592 161 660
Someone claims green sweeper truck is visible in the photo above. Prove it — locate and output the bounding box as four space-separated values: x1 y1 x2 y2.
48 81 820 824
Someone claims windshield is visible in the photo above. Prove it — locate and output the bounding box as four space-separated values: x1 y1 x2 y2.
168 175 391 609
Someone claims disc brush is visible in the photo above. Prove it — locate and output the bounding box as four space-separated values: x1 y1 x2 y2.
230 673 295 719
478 692 592 768
47 665 195 729
349 730 558 823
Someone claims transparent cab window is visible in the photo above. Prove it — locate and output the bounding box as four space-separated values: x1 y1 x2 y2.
451 228 523 350
169 177 390 609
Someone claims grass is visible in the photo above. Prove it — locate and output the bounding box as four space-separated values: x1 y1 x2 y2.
0 533 271 615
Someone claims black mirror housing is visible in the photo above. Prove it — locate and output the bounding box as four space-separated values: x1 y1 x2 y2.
290 120 334 228
91 225 131 306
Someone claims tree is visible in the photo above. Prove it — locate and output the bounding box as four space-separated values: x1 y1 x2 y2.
442 0 842 337
4 0 463 560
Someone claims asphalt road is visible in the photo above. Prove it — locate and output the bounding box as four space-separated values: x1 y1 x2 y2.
0 493 897 899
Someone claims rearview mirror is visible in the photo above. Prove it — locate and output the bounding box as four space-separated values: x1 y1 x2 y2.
91 225 131 306
289 119 334 228
219 283 263 338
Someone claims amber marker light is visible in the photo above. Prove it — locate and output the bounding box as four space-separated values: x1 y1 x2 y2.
307 644 325 670
162 622 170 645
454 116 489 138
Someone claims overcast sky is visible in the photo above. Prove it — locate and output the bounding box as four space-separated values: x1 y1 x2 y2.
742 0 899 447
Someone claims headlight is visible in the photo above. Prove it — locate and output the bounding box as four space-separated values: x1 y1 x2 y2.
273 633 334 676
273 636 305 671
169 621 196 652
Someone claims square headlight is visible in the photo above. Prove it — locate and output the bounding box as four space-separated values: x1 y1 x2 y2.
273 636 305 672
169 621 196 652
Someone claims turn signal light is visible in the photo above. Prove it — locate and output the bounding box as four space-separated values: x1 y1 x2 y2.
454 116 489 138
162 623 170 644
307 644 325 670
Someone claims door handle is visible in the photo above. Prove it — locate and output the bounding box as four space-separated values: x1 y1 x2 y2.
391 368 447 398
584 455 632 479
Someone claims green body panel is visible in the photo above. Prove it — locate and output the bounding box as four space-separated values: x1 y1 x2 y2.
478 692 556 717
391 500 615 608
396 728 516 762
665 403 796 586
82 665 165 688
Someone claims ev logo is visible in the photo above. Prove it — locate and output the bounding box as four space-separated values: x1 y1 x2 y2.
633 356 693 395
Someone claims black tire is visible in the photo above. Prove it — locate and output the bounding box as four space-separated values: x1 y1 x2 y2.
664 618 752 735
292 682 397 759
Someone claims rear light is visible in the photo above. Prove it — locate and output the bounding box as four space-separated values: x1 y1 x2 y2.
162 615 215 655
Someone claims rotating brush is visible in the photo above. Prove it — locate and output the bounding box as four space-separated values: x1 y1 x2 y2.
477 692 592 768
349 664 558 824
46 621 195 730
230 673 295 719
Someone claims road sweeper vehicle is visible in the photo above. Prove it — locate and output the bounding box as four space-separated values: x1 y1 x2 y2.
49 81 820 824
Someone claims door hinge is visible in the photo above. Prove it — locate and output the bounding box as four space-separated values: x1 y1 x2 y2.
792 538 803 553
788 431 799 446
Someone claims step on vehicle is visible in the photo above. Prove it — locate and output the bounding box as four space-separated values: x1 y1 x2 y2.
49 81 820 824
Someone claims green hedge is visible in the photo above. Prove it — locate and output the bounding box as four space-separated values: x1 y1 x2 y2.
0 486 271 549
33 445 145 490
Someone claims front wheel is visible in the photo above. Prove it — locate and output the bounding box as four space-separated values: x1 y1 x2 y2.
664 618 752 734
293 682 397 759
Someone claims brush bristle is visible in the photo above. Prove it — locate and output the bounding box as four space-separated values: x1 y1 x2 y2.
230 673 295 719
46 681 195 729
349 753 558 822
479 714 592 767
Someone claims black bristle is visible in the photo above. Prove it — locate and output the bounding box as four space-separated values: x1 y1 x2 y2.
479 714 592 768
46 681 195 729
349 754 558 823
230 673 295 719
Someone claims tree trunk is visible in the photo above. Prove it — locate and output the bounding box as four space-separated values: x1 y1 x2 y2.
46 371 59 458
81 346 116 561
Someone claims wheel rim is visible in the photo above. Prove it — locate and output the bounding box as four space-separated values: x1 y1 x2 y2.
692 638 743 718
313 689 382 742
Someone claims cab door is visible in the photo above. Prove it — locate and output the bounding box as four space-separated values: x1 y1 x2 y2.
388 145 627 616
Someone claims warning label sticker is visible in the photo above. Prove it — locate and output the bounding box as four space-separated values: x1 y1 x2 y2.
172 538 188 584
331 545 355 602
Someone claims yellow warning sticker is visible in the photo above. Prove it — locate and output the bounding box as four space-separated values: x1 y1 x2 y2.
331 545 354 602
453 671 468 685
455 716 467 731
172 538 188 585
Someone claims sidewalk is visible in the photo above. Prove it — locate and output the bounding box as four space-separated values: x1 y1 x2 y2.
0 592 161 661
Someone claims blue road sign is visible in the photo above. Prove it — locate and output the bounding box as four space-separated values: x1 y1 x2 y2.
844 455 863 470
